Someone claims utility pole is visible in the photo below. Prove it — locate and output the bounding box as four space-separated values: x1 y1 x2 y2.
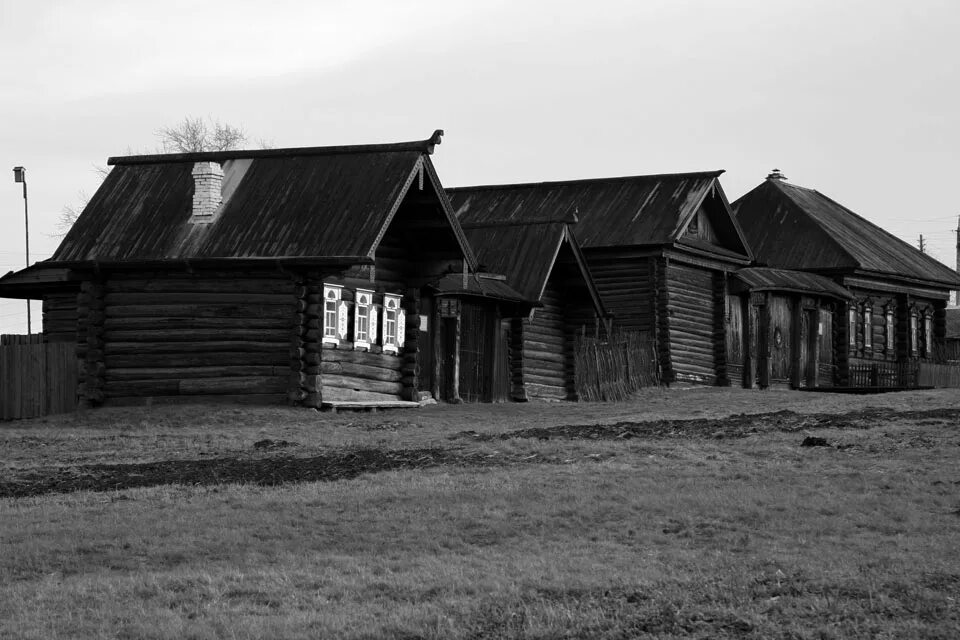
12 166 30 335
955 214 960 306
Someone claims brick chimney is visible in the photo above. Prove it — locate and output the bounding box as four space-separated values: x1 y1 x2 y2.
766 168 786 181
191 161 224 224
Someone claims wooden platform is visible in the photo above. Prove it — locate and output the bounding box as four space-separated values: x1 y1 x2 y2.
320 400 421 413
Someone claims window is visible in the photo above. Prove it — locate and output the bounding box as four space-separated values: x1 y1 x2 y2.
862 306 872 350
848 306 857 348
923 312 933 358
354 289 375 349
909 310 919 356
322 285 344 345
382 294 402 354
884 307 895 353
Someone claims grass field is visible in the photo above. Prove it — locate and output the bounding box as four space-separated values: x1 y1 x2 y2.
1 387 959 639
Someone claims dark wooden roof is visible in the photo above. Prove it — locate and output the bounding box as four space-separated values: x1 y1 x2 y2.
0 264 81 299
51 131 475 268
448 172 750 259
433 273 529 305
731 267 852 300
459 218 607 317
733 178 960 288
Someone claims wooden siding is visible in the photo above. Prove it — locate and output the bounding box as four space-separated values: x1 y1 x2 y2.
1 336 78 420
98 272 293 404
666 262 717 384
42 292 79 344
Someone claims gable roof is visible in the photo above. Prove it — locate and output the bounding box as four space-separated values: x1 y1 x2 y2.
733 178 960 288
51 131 476 269
448 171 751 260
458 217 608 318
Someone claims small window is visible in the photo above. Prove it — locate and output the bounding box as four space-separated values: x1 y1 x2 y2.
862 307 872 350
923 313 933 358
322 285 343 345
354 289 374 349
909 311 919 356
884 308 895 353
848 306 857 348
382 294 402 354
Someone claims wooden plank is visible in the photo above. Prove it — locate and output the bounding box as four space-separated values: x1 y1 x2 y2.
106 304 291 319
104 341 288 355
320 347 403 370
104 329 290 343
320 361 403 382
106 365 285 381
322 374 404 395
179 376 288 395
322 387 403 403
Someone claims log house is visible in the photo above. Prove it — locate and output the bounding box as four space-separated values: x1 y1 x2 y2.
448 172 753 386
0 131 500 409
733 173 960 385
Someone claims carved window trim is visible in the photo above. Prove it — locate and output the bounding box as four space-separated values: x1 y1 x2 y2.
354 288 375 350
382 294 402 354
322 284 343 345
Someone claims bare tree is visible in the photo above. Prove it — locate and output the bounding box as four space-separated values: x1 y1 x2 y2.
57 117 253 234
156 116 248 153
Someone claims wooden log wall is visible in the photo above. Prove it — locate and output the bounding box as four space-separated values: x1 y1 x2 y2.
725 293 744 387
654 257 673 383
509 317 526 401
713 272 729 386
523 279 570 400
666 262 716 384
585 253 654 333
77 280 105 407
42 292 80 344
100 272 294 404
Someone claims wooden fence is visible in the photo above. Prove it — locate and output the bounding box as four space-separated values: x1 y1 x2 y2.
0 335 78 420
847 360 919 388
574 330 659 401
918 362 960 388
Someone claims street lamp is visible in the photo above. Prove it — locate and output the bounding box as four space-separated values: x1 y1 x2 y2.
12 166 30 335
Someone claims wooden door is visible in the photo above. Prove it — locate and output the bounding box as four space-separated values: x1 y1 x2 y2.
458 301 492 403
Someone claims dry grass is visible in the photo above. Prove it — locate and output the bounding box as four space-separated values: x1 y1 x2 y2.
1 388 959 638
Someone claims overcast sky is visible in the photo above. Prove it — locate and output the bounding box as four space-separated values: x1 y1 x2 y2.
1 0 958 332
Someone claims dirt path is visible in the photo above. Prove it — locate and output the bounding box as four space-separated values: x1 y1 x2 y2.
3 406 957 499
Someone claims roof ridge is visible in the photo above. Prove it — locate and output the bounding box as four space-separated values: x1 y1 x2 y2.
109 130 444 166
447 170 725 193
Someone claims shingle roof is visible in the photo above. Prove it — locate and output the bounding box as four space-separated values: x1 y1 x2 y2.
449 171 749 257
733 179 960 287
51 131 475 267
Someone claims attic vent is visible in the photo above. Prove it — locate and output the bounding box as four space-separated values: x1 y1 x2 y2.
191 161 224 224
766 168 787 181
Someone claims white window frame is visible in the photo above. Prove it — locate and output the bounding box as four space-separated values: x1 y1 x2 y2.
909 310 919 356
923 312 933 357
382 294 402 354
848 306 857 348
354 289 375 350
322 285 343 345
884 307 895 353
862 306 872 350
